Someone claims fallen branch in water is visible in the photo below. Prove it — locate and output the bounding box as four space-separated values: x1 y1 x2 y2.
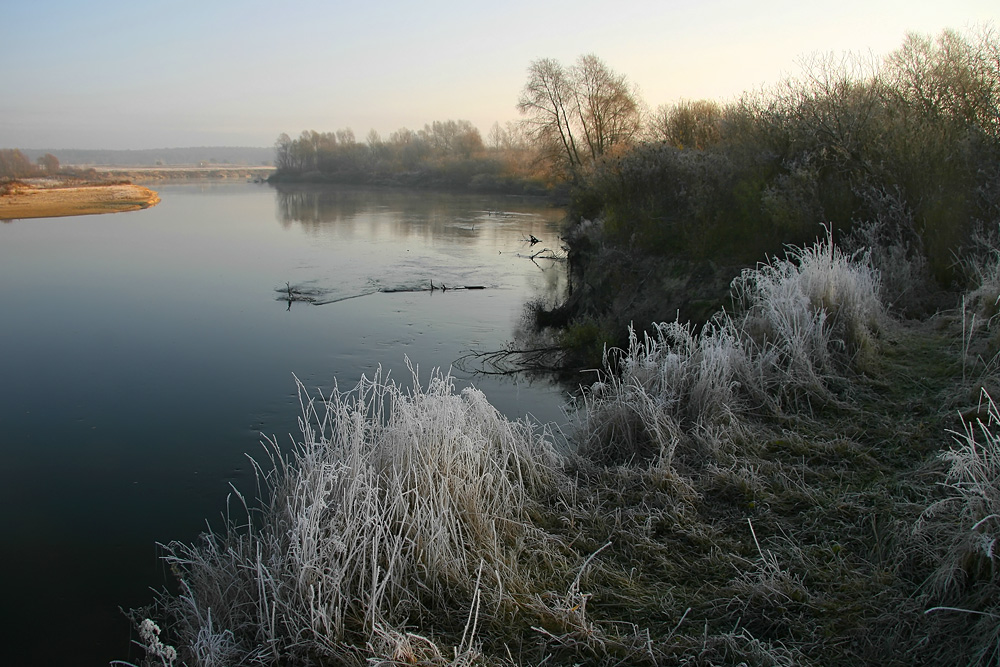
454 345 567 376
277 281 490 308
276 283 377 309
279 282 319 303
380 281 488 293
518 248 566 262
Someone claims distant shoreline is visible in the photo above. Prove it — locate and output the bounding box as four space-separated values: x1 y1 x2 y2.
93 165 276 183
0 179 160 220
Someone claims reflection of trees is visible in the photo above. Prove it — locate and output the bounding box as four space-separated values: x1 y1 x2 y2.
273 184 563 247
274 185 366 228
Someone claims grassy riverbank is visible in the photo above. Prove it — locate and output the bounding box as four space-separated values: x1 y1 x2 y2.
120 25 1000 665
123 231 1000 666
0 178 159 220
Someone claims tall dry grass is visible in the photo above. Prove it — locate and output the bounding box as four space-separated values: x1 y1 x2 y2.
577 228 885 468
734 226 884 387
915 388 1000 665
144 365 563 666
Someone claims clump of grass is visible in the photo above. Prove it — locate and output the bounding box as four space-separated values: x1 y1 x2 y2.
143 364 564 665
963 227 1000 320
575 318 752 469
732 226 885 385
914 388 1000 664
577 227 885 469
919 389 1000 596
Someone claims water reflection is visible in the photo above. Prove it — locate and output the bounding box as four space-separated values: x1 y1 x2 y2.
275 183 556 240
0 182 571 666
272 183 568 304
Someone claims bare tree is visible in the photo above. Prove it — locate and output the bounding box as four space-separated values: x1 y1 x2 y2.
366 128 382 158
274 133 293 170
488 121 505 151
517 58 583 174
886 27 1000 139
571 54 642 160
336 128 356 145
518 55 642 176
419 120 484 158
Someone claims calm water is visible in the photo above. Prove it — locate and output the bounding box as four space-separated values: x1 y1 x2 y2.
0 182 570 666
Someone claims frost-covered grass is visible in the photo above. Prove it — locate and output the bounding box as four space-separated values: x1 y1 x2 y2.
141 366 563 665
128 229 1000 665
578 229 885 468
925 391 1000 592
733 227 884 379
914 389 1000 664
576 319 753 469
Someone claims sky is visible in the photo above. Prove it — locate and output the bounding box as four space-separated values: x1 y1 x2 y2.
2 0 997 150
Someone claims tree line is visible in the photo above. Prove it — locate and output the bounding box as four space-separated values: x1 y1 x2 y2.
569 26 1000 284
271 54 648 194
270 119 547 194
0 149 60 179
515 25 999 371
274 25 997 286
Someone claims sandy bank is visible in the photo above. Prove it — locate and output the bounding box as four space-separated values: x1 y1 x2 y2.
0 181 160 220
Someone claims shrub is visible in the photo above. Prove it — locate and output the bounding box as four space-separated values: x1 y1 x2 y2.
845 183 932 316
569 27 1000 284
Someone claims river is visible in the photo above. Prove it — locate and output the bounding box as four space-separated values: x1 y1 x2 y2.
0 182 571 666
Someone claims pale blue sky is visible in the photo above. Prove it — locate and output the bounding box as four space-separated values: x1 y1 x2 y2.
2 0 996 149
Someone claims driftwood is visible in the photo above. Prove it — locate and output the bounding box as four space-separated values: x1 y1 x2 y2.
277 282 378 309
277 280 490 307
379 280 487 293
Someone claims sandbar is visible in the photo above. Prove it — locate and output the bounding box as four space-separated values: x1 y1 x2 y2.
0 181 160 220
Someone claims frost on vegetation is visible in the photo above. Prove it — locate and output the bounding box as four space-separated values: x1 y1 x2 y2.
112 618 178 667
952 225 1000 379
913 388 1000 665
578 228 885 469
577 319 752 469
142 364 564 665
846 184 929 315
732 226 884 379
689 625 799 667
965 225 1000 320
918 389 1000 600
